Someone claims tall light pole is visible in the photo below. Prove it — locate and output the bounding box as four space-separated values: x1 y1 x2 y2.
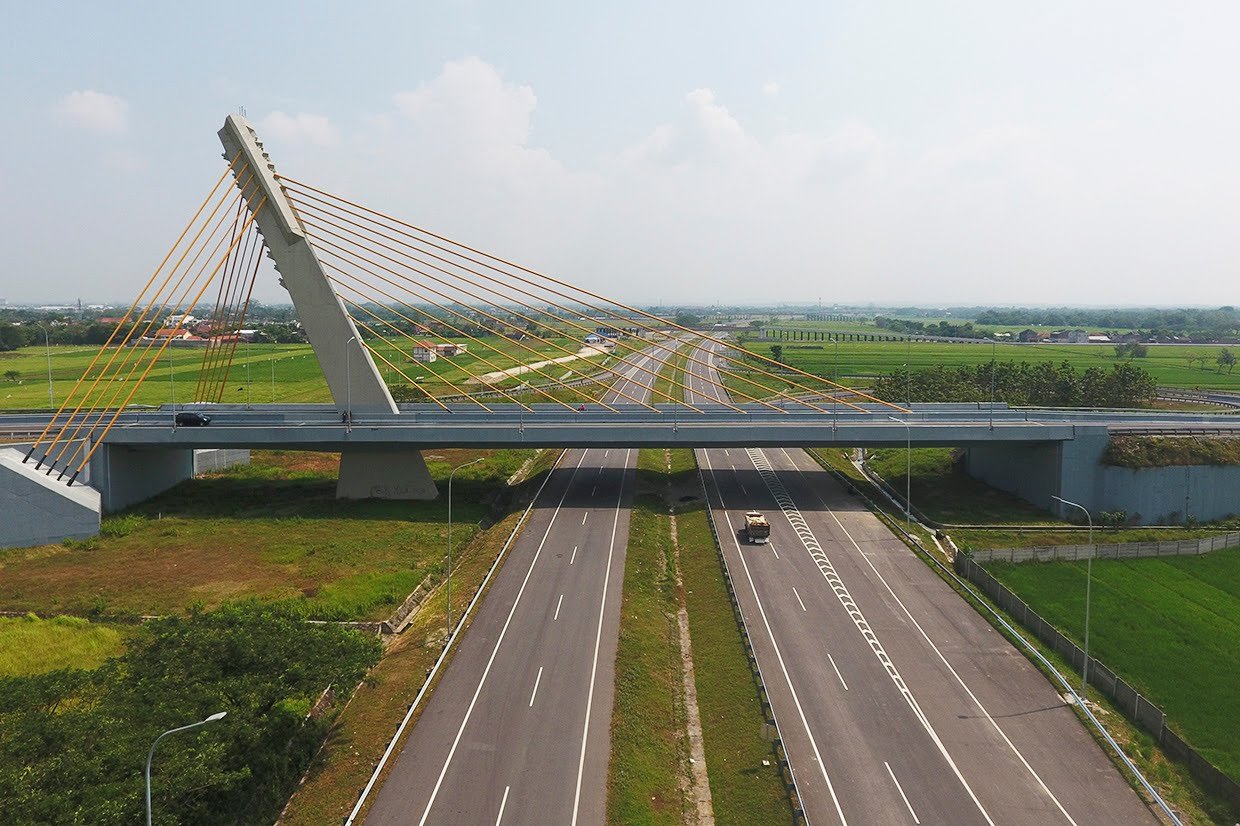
989 337 997 430
145 711 226 826
345 335 356 432
832 335 839 431
447 456 485 637
1052 495 1094 698
36 323 54 408
887 416 911 530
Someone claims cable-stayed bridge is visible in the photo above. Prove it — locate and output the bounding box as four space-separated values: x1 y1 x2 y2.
2 113 1237 547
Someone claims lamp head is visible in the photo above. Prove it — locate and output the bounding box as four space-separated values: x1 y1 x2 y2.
205 711 227 723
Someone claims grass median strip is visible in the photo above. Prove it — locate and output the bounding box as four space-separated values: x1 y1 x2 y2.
607 448 789 825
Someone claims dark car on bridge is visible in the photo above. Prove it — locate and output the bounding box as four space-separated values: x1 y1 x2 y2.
174 412 212 427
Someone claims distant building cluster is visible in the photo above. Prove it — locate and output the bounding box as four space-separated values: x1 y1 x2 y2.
1015 329 1146 344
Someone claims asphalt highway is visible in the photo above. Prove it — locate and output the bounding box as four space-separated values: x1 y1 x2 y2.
364 340 680 825
686 340 1159 825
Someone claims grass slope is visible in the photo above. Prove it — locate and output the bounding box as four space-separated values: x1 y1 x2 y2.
986 550 1240 783
0 614 127 676
0 448 530 620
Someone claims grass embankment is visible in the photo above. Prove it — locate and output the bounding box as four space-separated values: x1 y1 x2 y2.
607 447 789 825
865 447 1057 525
987 552 1240 786
1104 435 1240 468
0 614 128 676
278 449 562 825
0 448 530 620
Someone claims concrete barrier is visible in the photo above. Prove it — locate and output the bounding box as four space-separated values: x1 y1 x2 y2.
970 532 1240 563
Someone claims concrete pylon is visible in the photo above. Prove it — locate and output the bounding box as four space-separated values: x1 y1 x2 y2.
217 114 437 500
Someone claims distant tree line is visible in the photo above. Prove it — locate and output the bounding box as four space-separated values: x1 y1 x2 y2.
0 603 380 825
974 306 1239 341
872 361 1157 408
873 316 991 340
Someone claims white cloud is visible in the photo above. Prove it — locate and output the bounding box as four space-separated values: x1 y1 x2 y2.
259 111 338 147
53 90 129 135
762 80 781 97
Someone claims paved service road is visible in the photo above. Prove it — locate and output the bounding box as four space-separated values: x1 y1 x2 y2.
685 339 1159 826
365 339 680 825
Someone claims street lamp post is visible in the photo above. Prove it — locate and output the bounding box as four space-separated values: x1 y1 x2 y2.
887 416 911 530
447 457 485 637
990 338 997 430
1052 495 1094 698
37 324 54 408
345 335 356 432
145 711 226 826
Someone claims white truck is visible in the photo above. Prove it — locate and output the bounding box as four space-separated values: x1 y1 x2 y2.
743 511 771 544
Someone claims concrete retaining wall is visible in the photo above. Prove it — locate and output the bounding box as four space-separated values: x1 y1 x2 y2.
955 554 1240 810
970 532 1240 563
963 429 1240 525
0 448 100 548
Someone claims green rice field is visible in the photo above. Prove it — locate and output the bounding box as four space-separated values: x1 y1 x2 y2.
986 550 1240 783
731 337 1240 392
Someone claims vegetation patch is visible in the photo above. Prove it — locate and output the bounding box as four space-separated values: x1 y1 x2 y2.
985 550 1240 785
865 447 1057 525
0 448 531 620
676 452 791 824
1103 435 1240 468
0 602 381 825
607 480 687 824
0 614 128 676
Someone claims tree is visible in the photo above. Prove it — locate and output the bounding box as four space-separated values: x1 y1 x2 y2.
1219 348 1236 373
2 370 19 382
770 344 784 364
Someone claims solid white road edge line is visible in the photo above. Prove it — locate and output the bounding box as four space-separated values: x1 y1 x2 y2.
700 448 850 826
777 447 1079 825
416 451 590 826
745 447 995 826
884 761 920 824
529 666 544 707
495 785 510 825
570 448 631 826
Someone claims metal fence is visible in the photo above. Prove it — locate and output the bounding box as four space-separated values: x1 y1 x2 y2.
955 555 1240 811
970 532 1240 564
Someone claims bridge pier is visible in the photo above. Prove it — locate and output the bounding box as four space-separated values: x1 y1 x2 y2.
338 447 437 500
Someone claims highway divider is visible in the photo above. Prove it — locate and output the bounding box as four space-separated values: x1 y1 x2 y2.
695 460 807 825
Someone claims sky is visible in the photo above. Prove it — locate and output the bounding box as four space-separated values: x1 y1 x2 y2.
2 1 1238 307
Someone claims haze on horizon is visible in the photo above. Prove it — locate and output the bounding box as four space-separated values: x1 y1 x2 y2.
2 2 1237 308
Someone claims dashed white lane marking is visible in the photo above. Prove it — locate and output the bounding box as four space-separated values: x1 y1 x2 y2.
826 651 849 691
604 450 609 458
495 785 510 825
770 543 780 560
775 448 1079 824
793 587 807 612
570 545 578 564
591 485 597 497
528 666 544 707
700 449 849 825
554 594 564 620
582 512 589 525
744 447 995 826
885 762 920 824
571 448 632 825
416 452 589 826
